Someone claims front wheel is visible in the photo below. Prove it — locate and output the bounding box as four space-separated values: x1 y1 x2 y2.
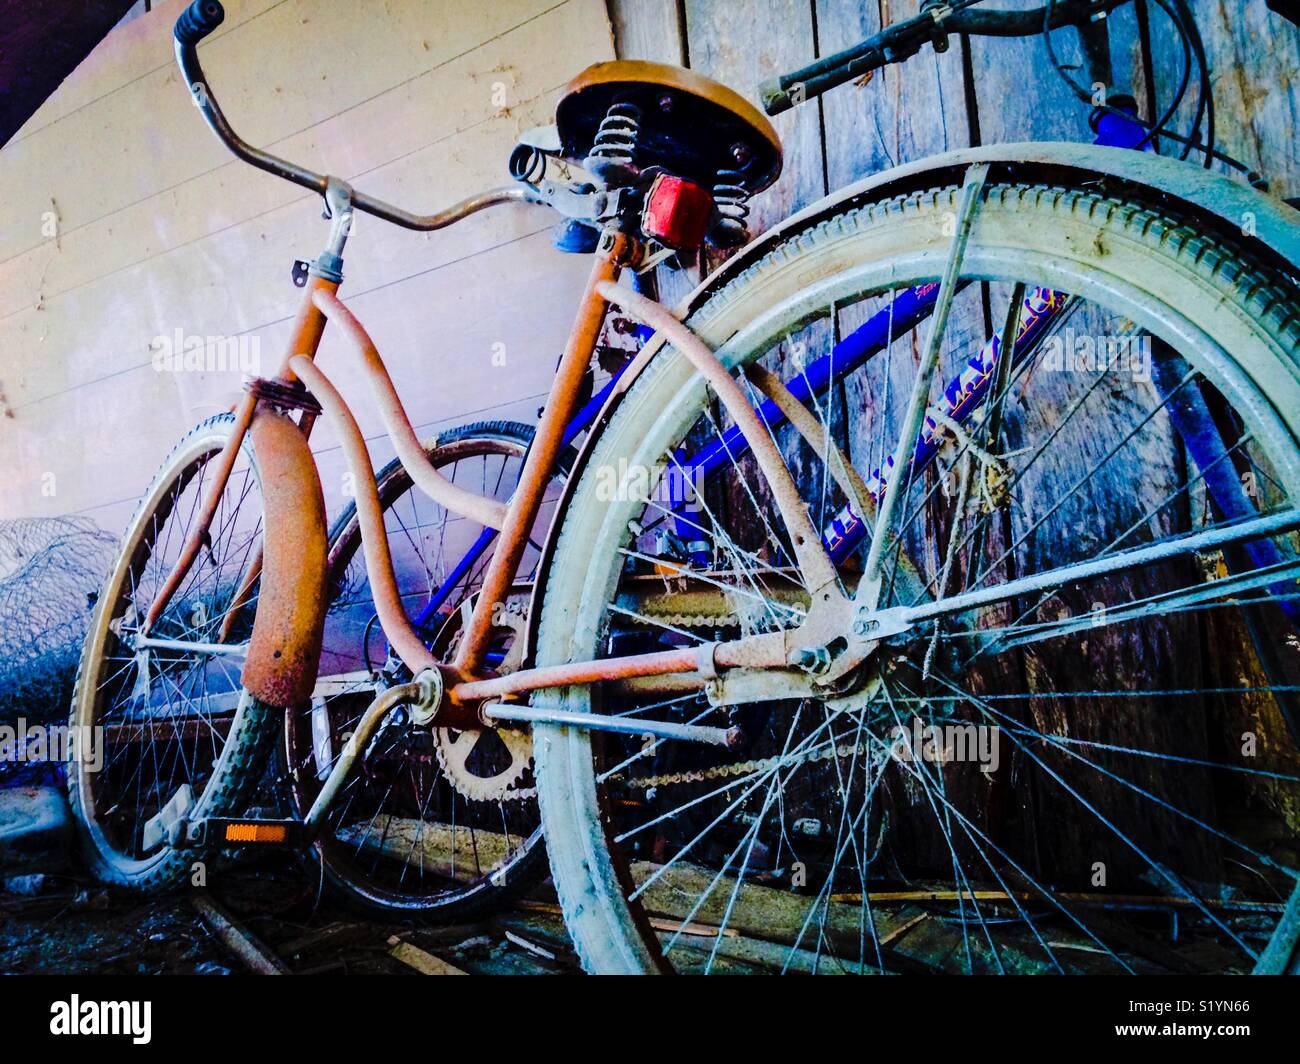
68 413 278 891
535 176 1300 974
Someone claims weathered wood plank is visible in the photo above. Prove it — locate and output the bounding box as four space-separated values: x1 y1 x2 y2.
609 0 687 65
387 935 468 975
815 0 971 187
191 893 289 974
335 816 521 882
1148 1 1300 194
630 857 920 954
684 0 825 239
0 0 615 526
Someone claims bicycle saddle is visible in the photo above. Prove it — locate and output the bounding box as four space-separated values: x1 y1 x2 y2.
556 61 782 195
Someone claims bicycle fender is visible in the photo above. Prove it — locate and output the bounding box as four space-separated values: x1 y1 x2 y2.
525 142 1298 661
704 142 1299 288
241 407 329 708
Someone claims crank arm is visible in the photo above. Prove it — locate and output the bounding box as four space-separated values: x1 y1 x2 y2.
302 672 440 840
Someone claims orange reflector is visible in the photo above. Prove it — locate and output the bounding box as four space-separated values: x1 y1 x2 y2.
224 822 287 844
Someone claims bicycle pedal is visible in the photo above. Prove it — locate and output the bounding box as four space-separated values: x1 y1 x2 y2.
172 817 304 850
142 783 193 851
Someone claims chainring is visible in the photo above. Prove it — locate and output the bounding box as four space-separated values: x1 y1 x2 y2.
434 600 535 802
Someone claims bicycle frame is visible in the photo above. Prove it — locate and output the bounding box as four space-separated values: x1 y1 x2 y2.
391 116 1155 648
147 1 1300 758
144 124 1286 722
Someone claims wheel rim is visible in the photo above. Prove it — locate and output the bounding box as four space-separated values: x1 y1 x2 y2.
74 418 264 876
536 184 1300 973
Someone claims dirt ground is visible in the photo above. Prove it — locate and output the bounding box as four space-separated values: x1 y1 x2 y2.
0 852 578 976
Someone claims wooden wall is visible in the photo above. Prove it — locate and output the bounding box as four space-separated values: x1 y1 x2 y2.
0 0 614 533
3 0 1294 532
611 0 1298 271
608 0 1300 876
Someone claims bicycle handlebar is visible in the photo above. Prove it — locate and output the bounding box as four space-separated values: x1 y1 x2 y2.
172 0 531 231
174 0 224 46
760 0 1127 114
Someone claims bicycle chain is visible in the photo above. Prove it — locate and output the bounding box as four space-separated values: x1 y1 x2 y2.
501 739 880 802
627 733 891 790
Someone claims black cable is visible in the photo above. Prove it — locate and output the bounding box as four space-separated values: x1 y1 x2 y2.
1040 0 1250 178
1161 0 1205 161
1171 0 1216 168
1134 0 1160 150
1041 0 1189 152
1134 0 1192 150
1050 0 1258 181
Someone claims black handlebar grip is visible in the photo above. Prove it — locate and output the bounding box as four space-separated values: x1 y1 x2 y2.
758 77 794 116
174 0 225 46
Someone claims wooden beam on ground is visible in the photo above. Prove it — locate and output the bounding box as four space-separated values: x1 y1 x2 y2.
387 935 467 976
335 816 516 883
191 893 288 975
630 859 920 957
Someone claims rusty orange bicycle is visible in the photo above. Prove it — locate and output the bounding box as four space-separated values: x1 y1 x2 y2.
70 0 1300 973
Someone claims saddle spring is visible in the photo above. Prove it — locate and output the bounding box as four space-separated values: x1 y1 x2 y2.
711 168 750 247
587 100 642 177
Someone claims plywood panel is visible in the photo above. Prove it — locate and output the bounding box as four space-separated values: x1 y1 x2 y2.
0 0 615 526
0 0 569 262
0 90 562 410
0 0 608 322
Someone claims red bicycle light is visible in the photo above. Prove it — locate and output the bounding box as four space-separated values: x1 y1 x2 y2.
641 174 715 250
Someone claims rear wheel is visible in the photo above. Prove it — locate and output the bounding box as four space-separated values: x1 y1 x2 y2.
281 421 566 921
535 176 1300 973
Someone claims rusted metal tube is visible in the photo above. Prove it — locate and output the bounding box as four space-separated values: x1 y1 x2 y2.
453 236 628 674
450 647 700 703
743 362 876 521
303 678 428 837
217 545 262 644
311 289 508 531
450 626 789 704
595 281 839 595
288 355 437 677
